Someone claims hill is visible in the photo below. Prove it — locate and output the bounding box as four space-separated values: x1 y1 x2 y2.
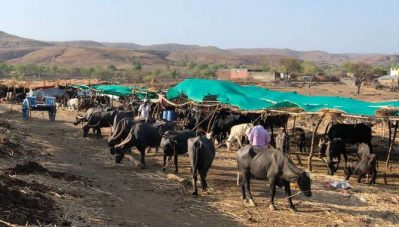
0 31 398 67
8 46 168 67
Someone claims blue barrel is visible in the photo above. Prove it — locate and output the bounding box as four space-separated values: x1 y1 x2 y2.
162 110 168 120
166 110 177 121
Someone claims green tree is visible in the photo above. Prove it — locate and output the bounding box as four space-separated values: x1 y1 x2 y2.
343 62 376 95
278 58 302 80
301 61 319 76
132 62 142 71
260 63 271 72
107 64 117 72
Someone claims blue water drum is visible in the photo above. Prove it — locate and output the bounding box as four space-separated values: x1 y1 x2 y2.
166 110 177 121
162 110 168 120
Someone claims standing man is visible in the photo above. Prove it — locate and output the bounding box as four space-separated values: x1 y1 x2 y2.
246 123 271 148
138 98 151 120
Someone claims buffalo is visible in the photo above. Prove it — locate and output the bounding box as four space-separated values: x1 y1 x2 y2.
188 136 216 195
237 145 311 210
159 130 197 173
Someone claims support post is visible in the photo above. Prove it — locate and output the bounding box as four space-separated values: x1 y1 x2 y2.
307 114 325 171
291 116 296 136
384 120 398 184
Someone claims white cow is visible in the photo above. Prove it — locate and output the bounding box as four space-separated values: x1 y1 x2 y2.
226 123 254 150
67 98 79 112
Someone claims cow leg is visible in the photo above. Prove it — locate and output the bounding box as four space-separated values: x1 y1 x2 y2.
139 148 146 167
284 181 296 211
162 155 168 172
239 171 246 201
244 171 256 206
200 172 208 192
269 177 277 210
237 136 243 149
343 153 348 172
370 162 377 184
174 154 179 173
335 156 341 173
96 128 102 139
192 169 198 195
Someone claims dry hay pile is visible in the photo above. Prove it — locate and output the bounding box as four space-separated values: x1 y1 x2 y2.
0 120 25 158
0 173 67 226
376 108 399 117
5 161 81 182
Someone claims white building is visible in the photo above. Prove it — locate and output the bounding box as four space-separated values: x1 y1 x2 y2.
390 67 399 76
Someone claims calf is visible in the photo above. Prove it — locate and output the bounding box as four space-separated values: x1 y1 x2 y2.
275 131 289 154
237 145 311 210
226 123 253 150
319 137 347 175
159 130 197 173
187 136 216 195
293 127 306 153
67 98 79 112
345 143 377 184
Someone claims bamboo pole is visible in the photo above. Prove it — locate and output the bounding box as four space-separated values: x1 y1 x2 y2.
307 114 326 171
384 120 398 184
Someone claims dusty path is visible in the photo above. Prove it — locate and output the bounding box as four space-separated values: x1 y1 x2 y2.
0 104 237 227
2 103 399 226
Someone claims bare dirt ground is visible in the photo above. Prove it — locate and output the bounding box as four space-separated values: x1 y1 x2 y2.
1 82 399 226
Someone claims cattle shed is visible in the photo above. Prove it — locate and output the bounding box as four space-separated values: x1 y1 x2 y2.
163 79 399 183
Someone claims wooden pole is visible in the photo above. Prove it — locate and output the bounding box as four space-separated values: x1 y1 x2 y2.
291 116 296 136
206 105 219 133
307 114 325 171
384 120 398 184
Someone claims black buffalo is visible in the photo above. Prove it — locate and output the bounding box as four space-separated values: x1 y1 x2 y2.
237 145 311 210
111 121 175 165
108 118 137 147
187 136 215 195
324 123 373 149
112 110 134 131
319 138 347 175
159 130 197 173
82 109 118 138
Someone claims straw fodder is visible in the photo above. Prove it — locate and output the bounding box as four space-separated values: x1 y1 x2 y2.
376 108 399 117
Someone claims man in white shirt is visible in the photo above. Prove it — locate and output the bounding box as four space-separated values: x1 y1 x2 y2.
138 99 151 120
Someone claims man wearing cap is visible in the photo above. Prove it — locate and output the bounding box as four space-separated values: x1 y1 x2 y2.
138 98 151 120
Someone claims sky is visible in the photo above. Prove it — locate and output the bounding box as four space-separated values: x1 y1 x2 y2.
0 0 398 54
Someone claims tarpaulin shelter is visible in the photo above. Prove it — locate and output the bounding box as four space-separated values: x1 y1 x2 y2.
166 79 399 116
69 84 158 100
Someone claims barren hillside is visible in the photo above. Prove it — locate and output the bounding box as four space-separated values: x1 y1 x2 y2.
1 31 398 67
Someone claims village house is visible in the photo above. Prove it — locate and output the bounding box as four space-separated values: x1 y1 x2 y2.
217 68 280 82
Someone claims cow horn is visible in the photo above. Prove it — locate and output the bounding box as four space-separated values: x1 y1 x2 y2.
76 115 84 120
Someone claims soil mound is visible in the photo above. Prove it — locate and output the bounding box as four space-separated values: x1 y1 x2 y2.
7 161 81 181
0 174 66 225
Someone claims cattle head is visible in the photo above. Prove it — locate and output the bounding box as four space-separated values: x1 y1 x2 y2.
294 172 312 197
159 131 178 156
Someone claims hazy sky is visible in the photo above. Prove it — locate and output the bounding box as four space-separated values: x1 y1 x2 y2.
1 0 398 54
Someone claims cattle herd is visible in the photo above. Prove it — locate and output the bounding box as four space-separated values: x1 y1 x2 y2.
71 102 378 210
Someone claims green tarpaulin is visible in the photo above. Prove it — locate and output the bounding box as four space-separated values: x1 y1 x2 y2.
166 79 399 116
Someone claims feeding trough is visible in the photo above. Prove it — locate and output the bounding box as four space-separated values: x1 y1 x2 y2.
22 96 57 121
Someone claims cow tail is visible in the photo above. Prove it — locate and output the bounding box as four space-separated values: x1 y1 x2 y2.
193 141 201 175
